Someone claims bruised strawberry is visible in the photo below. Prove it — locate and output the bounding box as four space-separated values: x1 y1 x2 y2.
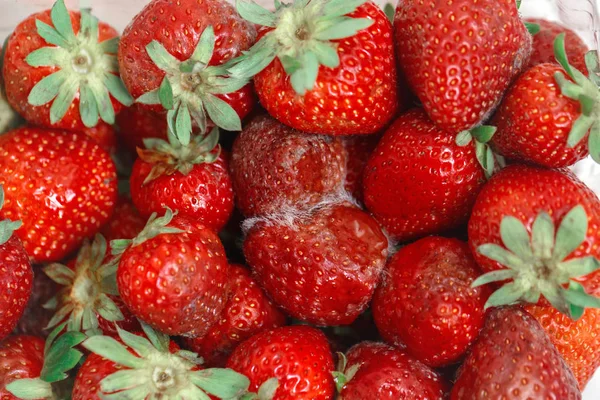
100 196 145 242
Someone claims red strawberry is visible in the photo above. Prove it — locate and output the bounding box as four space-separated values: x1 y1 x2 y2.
114 209 229 337
394 0 531 134
0 127 117 263
100 196 145 242
184 264 286 367
130 128 234 232
118 0 256 142
468 164 600 317
231 0 398 135
227 325 336 399
334 342 449 400
372 236 491 367
451 307 581 399
2 0 132 131
115 104 168 153
13 269 57 338
526 18 589 71
244 202 388 326
230 115 347 217
0 45 23 134
81 122 117 154
526 305 600 389
0 335 45 399
363 109 486 243
490 34 599 167
342 135 379 202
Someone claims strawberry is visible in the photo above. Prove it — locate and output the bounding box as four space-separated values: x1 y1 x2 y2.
115 104 168 153
0 335 45 400
526 18 589 71
74 323 251 399
363 109 486 243
130 128 234 232
118 0 256 143
2 0 132 131
334 342 449 400
468 164 600 318
0 126 117 263
100 196 145 242
342 135 379 202
184 264 287 367
230 115 347 217
0 185 33 342
451 307 581 399
394 0 531 134
244 202 388 326
81 122 117 154
227 325 335 399
490 34 600 167
230 0 398 135
0 45 23 134
13 269 58 338
372 236 491 367
113 208 229 337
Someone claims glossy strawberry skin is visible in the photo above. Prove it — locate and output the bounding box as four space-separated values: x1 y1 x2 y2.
339 342 449 400
255 2 397 136
184 265 286 367
117 215 229 337
526 305 600 390
451 307 581 399
230 115 347 217
244 203 388 326
0 236 33 341
227 326 335 400
526 19 589 72
490 63 588 168
363 109 485 243
118 0 256 119
100 197 146 242
115 105 168 153
372 237 490 368
130 152 234 232
0 127 117 263
394 0 531 133
0 335 45 400
468 165 600 296
3 10 122 131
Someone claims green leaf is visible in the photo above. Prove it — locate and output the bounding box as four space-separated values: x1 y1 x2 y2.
280 55 303 75
554 71 584 99
190 26 216 65
470 125 497 143
563 282 600 309
5 379 53 400
567 114 593 147
43 263 75 286
92 84 116 125
332 371 348 392
589 122 600 163
50 0 76 44
83 336 146 369
0 220 22 246
175 102 192 145
323 0 368 18
190 369 251 398
257 378 279 400
553 205 588 261
475 141 489 177
558 256 600 278
26 46 67 67
45 303 74 330
207 76 249 95
116 327 155 358
41 331 86 383
478 243 527 271
456 130 473 147
104 73 134 107
44 322 69 355
554 33 576 79
100 369 148 393
485 146 495 178
485 281 529 308
312 41 340 68
158 77 174 110
146 40 179 72
584 50 600 86
236 0 277 27
139 321 170 353
516 0 522 8
79 84 100 128
203 94 242 131
100 383 151 400
96 293 125 323
471 269 517 287
290 51 319 94
35 19 68 48
531 211 555 260
525 22 540 35
49 77 79 124
500 216 534 261
136 88 160 105
28 70 67 106
100 37 119 54
79 9 99 41
314 17 374 40
81 307 98 332
227 36 278 79
383 3 395 23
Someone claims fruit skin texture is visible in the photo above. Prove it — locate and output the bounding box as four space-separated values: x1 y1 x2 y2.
117 215 229 337
184 265 286 367
100 197 146 242
227 325 335 400
526 305 600 390
339 342 449 400
526 18 589 72
342 135 379 202
0 236 33 341
254 2 397 136
14 269 57 338
468 165 600 296
115 104 168 153
2 10 122 131
244 203 388 326
230 115 347 217
372 236 490 368
0 335 45 400
81 122 118 154
394 0 532 134
451 307 581 399
363 109 486 242
0 127 118 263
490 63 588 168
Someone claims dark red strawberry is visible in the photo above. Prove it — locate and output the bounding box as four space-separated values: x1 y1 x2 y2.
394 0 531 134
468 164 600 317
0 335 45 399
115 104 168 153
13 269 57 338
227 325 335 399
372 236 491 367
334 342 449 400
451 307 581 399
363 109 486 243
231 0 398 135
0 127 117 263
114 209 229 337
342 135 379 202
244 202 388 326
2 0 132 131
100 196 145 242
230 115 347 217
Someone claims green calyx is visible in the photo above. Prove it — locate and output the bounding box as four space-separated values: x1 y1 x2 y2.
473 205 600 320
82 322 251 399
331 352 359 393
0 185 23 246
455 125 498 178
230 0 374 95
43 234 123 335
238 378 279 400
137 26 247 146
26 0 133 128
553 33 600 163
383 3 395 24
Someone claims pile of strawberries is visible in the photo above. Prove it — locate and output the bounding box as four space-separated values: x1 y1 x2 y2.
1 0 600 398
